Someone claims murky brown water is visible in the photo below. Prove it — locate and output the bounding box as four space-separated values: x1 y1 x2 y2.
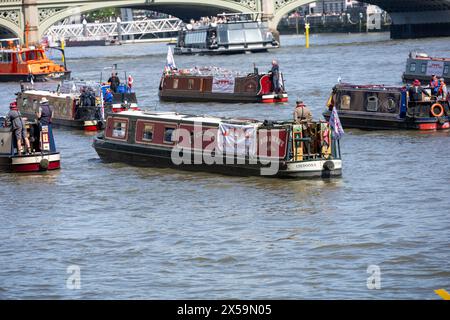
0 33 449 299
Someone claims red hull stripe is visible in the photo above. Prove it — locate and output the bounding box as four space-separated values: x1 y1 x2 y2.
418 123 438 130
12 161 61 173
84 125 99 131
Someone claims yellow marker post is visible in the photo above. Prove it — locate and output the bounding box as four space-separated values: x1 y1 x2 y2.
435 289 450 300
305 23 310 49
60 38 65 63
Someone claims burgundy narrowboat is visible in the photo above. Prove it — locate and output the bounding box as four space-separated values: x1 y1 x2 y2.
158 66 288 104
93 110 342 178
323 83 450 130
0 119 60 173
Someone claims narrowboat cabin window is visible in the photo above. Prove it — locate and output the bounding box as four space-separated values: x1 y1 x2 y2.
386 98 397 113
421 63 426 73
340 95 351 110
173 79 179 89
0 52 12 63
113 121 127 139
409 63 416 72
188 79 195 90
143 124 154 141
366 96 379 112
164 127 175 144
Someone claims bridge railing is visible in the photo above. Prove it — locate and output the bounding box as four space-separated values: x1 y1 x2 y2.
44 18 184 39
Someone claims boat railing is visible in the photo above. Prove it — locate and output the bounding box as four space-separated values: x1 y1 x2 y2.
406 100 448 118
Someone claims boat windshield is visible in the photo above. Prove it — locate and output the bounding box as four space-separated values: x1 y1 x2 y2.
21 50 44 62
185 31 207 45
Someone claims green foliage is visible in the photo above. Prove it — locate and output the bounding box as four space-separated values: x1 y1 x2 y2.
85 8 121 22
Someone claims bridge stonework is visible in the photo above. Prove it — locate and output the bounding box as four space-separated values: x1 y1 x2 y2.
0 0 450 43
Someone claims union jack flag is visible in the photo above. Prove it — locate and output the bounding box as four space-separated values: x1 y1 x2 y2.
329 106 345 140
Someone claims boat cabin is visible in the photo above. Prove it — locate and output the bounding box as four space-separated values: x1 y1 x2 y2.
175 13 279 55
159 66 288 103
403 52 450 84
0 38 70 82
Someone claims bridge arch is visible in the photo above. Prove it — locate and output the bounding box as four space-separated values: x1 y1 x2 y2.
0 17 21 38
38 0 254 38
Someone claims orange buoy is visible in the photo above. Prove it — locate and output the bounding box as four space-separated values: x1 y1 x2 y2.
430 103 444 118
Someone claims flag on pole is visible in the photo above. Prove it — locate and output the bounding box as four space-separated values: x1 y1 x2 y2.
165 47 176 72
329 106 345 140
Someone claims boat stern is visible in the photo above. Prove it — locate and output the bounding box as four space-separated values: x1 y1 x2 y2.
11 153 61 173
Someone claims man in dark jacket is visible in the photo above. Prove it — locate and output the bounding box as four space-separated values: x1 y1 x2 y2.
6 102 31 156
108 73 121 93
36 97 53 126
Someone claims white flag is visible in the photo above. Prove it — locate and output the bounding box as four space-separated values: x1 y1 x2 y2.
166 46 176 70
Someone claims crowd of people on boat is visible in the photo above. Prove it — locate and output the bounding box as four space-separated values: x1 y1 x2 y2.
408 75 448 102
186 14 254 30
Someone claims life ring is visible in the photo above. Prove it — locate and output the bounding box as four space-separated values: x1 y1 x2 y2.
430 103 444 118
323 160 335 171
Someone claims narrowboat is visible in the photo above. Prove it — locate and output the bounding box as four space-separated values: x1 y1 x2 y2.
159 66 288 103
323 83 450 130
16 80 138 131
93 110 342 178
0 119 60 173
402 52 450 84
174 13 279 55
0 38 70 82
16 81 104 131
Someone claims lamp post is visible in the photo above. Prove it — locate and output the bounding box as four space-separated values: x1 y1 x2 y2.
82 18 88 37
116 16 122 44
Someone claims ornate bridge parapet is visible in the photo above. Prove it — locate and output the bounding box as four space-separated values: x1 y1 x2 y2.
1 0 450 43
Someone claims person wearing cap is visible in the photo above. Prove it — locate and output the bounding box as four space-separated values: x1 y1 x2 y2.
293 100 313 125
408 79 430 102
36 97 53 127
35 97 56 151
5 101 31 156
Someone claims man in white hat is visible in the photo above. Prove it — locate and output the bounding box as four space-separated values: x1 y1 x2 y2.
35 97 53 127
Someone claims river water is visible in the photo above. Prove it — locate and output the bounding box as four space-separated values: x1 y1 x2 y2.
0 33 449 299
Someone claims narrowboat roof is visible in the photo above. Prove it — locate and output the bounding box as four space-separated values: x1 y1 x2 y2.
115 110 263 126
409 52 450 62
335 83 403 92
22 89 74 99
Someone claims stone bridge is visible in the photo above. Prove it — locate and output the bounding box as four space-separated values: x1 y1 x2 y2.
1 0 449 43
